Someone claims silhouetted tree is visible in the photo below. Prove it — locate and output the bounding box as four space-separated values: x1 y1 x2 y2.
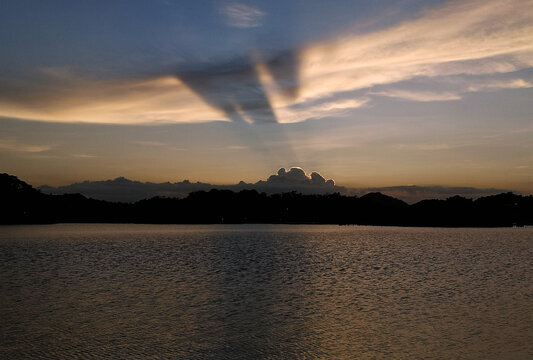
1 173 532 227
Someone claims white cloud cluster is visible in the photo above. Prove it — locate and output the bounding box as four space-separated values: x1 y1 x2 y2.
266 167 335 186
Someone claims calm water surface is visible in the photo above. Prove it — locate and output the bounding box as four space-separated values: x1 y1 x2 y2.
1 224 532 359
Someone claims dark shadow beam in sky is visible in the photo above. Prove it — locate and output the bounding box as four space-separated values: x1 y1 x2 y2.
176 56 277 124
175 50 300 124
263 50 300 100
174 50 301 165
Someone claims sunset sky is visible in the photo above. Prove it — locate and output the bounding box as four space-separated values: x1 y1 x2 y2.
1 0 532 193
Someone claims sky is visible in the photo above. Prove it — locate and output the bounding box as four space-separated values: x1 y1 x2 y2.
1 0 533 195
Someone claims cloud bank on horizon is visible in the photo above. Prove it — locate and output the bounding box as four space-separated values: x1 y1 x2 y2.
39 167 511 204
39 167 342 202
1 0 532 124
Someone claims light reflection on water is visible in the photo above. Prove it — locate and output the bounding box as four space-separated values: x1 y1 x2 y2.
1 224 532 359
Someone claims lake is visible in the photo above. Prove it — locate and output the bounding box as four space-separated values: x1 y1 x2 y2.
1 224 532 359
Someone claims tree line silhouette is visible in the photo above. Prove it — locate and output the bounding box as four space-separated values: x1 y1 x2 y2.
2 173 532 226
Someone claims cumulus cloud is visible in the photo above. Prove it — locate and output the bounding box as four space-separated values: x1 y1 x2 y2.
38 167 514 204
221 3 266 28
256 167 340 193
265 167 334 185
39 167 343 202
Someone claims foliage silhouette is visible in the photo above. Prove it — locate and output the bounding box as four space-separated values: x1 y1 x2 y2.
2 173 532 226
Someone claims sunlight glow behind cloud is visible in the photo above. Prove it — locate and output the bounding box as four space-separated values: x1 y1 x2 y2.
0 0 532 125
297 0 533 101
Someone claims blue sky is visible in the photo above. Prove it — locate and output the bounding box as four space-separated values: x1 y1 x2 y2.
1 0 532 194
1 0 442 74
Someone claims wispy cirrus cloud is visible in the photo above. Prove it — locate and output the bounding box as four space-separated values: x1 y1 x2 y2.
72 153 97 158
370 77 533 102
370 90 462 102
0 0 532 125
0 75 224 124
393 143 462 151
133 140 169 147
220 3 265 28
466 78 533 92
297 0 533 102
0 139 52 153
275 97 369 123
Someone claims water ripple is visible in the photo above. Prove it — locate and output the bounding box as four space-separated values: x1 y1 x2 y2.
1 224 532 359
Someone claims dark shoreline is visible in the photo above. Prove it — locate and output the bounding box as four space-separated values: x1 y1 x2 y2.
2 173 532 227
1 223 531 229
